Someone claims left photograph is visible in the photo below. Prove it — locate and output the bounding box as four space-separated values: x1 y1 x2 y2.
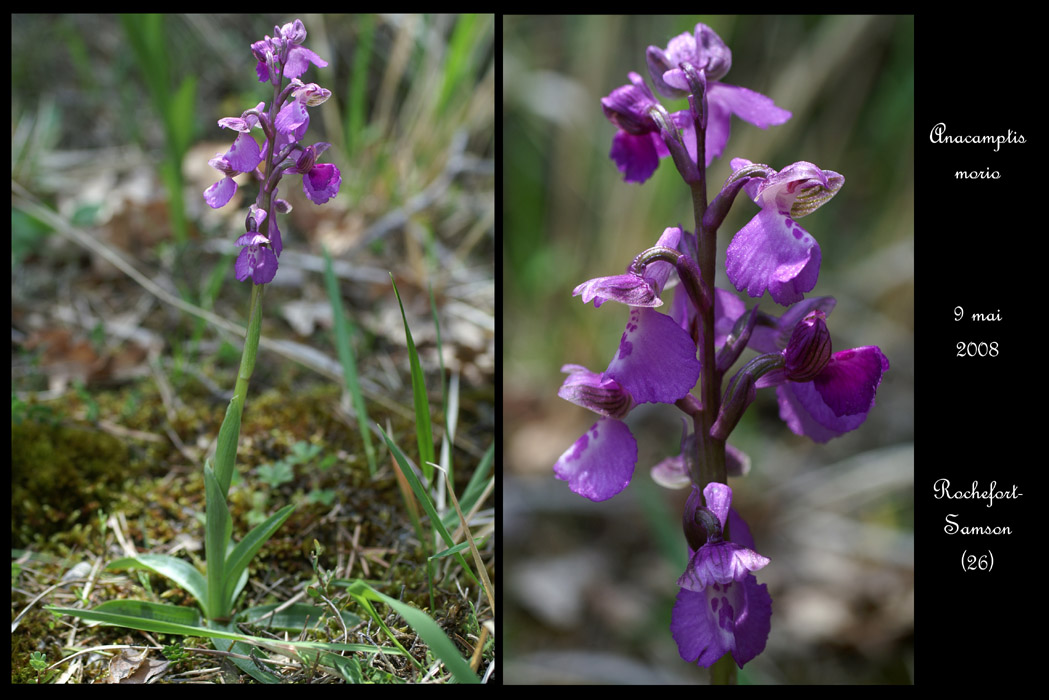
13 14 494 684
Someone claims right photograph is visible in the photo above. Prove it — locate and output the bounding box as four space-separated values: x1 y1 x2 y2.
503 15 914 684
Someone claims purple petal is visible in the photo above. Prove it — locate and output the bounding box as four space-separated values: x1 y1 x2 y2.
605 307 700 404
275 98 310 135
556 365 633 419
610 130 660 184
572 273 660 308
776 382 855 442
283 46 327 81
671 575 772 669
303 162 341 204
204 177 237 209
725 206 821 306
709 82 791 129
814 346 890 416
678 541 770 591
224 133 262 173
702 481 733 525
553 418 638 501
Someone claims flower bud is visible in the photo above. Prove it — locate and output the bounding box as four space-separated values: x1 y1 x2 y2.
783 310 832 382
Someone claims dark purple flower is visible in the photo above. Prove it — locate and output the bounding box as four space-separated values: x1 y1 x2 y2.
724 158 843 306
252 20 328 84
554 274 701 501
553 363 636 501
286 142 342 205
234 232 278 285
203 133 263 209
671 482 772 669
646 23 791 166
754 307 889 443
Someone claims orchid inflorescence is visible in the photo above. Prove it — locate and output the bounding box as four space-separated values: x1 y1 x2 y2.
204 18 341 285
553 22 889 675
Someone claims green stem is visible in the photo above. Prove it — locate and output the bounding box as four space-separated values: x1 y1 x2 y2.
687 83 731 687
711 653 737 684
233 282 265 416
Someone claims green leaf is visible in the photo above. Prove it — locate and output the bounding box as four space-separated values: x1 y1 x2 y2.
222 505 295 610
379 427 478 587
47 605 402 683
345 580 478 683
94 599 202 627
204 464 232 620
429 536 489 560
235 602 361 633
390 274 435 480
213 398 243 497
105 554 208 616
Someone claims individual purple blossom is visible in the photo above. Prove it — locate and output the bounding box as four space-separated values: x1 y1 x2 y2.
285 142 342 205
553 300 701 501
601 72 678 183
234 232 278 285
671 482 772 669
204 133 263 209
754 307 889 443
252 20 328 84
646 23 791 166
555 231 701 501
724 158 844 306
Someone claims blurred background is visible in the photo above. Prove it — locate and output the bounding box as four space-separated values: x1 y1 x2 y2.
504 15 913 683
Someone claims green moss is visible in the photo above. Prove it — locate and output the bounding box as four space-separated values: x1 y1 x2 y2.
11 420 140 548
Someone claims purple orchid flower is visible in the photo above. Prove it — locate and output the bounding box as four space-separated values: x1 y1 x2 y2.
252 20 328 85
753 306 889 443
646 23 792 167
553 298 701 500
724 158 844 306
203 132 263 209
671 482 772 669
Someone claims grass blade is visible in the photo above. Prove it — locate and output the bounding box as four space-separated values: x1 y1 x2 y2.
235 602 360 632
378 426 478 588
389 274 435 481
93 599 201 627
344 580 478 683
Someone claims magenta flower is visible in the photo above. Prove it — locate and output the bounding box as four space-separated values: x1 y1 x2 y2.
601 72 674 183
573 226 681 308
252 20 328 84
671 482 772 669
284 142 341 205
646 23 791 166
204 133 263 209
205 19 337 285
754 306 889 443
724 158 843 306
553 301 701 501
